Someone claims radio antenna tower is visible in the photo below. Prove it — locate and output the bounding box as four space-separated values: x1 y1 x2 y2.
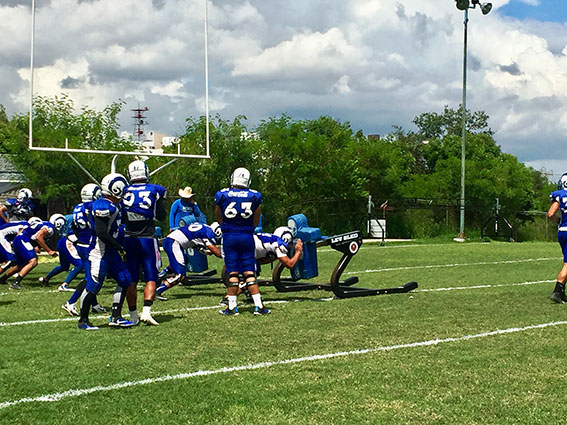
132 105 149 143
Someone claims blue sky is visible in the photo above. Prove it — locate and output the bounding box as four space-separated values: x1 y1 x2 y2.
1 0 567 176
498 0 567 23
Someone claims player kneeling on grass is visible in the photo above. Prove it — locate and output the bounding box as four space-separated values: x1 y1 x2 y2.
0 215 62 290
548 172 567 303
155 222 222 301
77 174 134 331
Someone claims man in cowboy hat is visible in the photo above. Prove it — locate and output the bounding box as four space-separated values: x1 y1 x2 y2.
169 186 203 230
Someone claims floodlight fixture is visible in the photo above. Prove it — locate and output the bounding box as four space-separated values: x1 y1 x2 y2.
471 0 492 15
455 0 470 11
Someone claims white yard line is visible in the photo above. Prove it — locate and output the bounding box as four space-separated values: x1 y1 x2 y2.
1 320 565 410
345 257 557 275
0 279 554 328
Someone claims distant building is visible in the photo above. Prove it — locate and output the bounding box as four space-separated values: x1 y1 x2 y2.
0 155 25 196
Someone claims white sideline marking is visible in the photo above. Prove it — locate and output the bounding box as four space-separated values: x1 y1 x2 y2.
416 280 554 292
1 320 565 410
0 279 554 328
318 242 487 253
0 298 335 328
345 257 557 275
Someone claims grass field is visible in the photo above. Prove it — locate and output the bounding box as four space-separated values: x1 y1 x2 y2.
1 240 566 424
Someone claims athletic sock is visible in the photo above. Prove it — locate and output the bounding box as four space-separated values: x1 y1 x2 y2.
228 295 237 310
251 293 263 309
554 282 565 293
156 283 169 295
144 299 153 307
14 274 23 285
79 291 95 322
69 280 86 304
111 288 127 319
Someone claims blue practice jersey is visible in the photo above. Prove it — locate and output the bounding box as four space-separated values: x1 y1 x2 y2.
72 201 95 247
254 233 289 259
122 182 167 237
166 223 217 250
19 221 55 242
169 199 202 229
0 221 29 242
551 189 567 230
4 199 34 222
214 187 262 233
91 198 122 250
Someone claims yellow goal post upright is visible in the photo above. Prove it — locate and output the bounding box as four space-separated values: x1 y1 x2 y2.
28 0 211 160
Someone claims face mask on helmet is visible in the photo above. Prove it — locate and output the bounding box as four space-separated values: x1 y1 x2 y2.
101 173 128 199
210 222 222 243
274 226 293 244
17 188 32 202
128 160 150 183
80 183 102 202
230 167 251 188
49 214 66 231
559 173 567 190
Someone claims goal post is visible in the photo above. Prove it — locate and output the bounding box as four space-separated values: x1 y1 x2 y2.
28 0 211 159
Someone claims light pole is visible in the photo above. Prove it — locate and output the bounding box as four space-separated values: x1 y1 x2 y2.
454 0 492 241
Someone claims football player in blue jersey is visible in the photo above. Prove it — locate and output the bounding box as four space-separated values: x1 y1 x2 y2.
122 160 167 326
215 167 269 315
39 230 83 292
154 222 222 300
0 188 34 224
61 183 106 317
169 186 202 230
78 174 134 330
219 226 304 306
548 172 567 303
0 215 62 290
0 218 37 281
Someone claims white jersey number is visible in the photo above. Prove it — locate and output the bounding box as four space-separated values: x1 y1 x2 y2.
224 202 253 219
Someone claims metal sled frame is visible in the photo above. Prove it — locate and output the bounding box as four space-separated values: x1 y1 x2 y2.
268 231 418 298
180 269 223 286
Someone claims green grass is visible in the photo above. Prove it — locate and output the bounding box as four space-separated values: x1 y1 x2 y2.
1 240 566 424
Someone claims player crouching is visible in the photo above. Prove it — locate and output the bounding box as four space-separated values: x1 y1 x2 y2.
155 222 222 300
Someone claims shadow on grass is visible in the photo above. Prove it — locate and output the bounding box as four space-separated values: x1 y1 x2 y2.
0 300 16 306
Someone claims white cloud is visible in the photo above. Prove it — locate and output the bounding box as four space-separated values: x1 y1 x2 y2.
0 0 566 172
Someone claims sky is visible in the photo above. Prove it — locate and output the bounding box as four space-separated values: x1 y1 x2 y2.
0 0 566 178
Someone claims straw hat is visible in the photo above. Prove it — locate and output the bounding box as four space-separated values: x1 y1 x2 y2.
178 187 196 199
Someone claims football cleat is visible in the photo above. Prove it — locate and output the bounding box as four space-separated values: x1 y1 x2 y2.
219 307 239 316
9 282 24 290
108 316 135 327
91 304 107 313
78 321 99 331
253 306 271 316
58 284 74 292
155 293 168 301
62 302 79 316
140 311 159 326
550 292 566 304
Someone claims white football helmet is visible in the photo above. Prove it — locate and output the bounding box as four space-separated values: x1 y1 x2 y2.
80 183 102 202
210 221 222 238
230 167 251 188
17 188 32 202
28 216 43 226
49 213 66 231
128 160 149 183
274 226 293 244
560 173 567 190
101 173 128 199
